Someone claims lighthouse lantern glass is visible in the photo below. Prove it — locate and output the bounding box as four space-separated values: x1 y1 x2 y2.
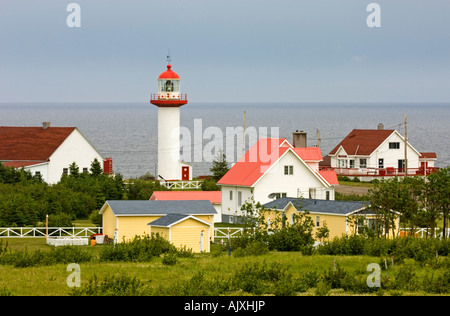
157 79 181 99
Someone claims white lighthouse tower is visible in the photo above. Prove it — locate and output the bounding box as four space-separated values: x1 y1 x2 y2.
150 61 191 181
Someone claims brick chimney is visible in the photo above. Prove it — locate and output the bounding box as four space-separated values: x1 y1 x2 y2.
293 130 307 148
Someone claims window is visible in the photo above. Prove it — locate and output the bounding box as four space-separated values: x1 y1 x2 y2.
237 191 242 206
359 158 367 168
309 188 316 199
62 168 68 175
326 191 330 200
389 142 400 149
316 216 320 227
349 159 355 168
229 190 233 201
34 171 41 176
82 168 88 173
378 159 384 169
284 165 293 175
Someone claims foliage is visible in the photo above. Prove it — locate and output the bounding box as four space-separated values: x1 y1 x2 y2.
367 168 450 238
99 234 177 262
209 151 229 182
0 160 169 226
234 199 315 253
71 274 147 296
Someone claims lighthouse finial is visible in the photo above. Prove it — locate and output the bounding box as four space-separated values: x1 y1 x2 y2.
166 49 172 65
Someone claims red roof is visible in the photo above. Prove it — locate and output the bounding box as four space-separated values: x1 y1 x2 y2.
0 126 76 161
2 161 46 168
150 191 221 204
317 170 339 185
158 64 180 79
218 138 336 187
419 152 437 159
329 129 395 156
293 147 323 161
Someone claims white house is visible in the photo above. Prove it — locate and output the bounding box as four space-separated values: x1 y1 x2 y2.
217 137 339 223
325 126 437 179
0 123 108 184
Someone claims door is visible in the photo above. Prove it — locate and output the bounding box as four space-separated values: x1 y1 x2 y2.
181 166 189 180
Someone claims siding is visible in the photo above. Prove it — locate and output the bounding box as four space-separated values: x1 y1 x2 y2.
169 218 210 252
118 216 160 242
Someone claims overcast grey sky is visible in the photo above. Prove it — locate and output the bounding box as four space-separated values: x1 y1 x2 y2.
1 0 449 103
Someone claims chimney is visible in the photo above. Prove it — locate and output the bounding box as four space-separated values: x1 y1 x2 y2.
42 122 51 130
378 123 384 130
293 130 307 148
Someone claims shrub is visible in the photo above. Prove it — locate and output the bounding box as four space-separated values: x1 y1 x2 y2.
71 274 147 296
99 234 176 262
162 252 177 266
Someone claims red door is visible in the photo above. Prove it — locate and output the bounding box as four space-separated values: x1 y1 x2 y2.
182 166 189 181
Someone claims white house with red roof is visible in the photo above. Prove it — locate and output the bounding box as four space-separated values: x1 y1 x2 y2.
325 125 437 179
0 123 107 184
150 191 222 222
217 136 338 223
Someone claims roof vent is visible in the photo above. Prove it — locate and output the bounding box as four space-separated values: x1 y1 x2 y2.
42 122 51 130
378 123 384 130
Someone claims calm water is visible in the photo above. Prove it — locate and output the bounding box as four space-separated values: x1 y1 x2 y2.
1 102 449 178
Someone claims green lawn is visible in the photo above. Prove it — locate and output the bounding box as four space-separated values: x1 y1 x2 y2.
0 238 448 296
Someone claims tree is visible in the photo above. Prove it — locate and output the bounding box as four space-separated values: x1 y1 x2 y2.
90 158 103 176
69 162 80 178
426 167 450 239
210 151 229 182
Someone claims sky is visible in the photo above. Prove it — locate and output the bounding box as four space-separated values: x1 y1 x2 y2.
1 0 450 103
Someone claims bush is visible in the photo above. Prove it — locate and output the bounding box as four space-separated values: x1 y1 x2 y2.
0 246 93 268
99 234 176 262
71 274 147 296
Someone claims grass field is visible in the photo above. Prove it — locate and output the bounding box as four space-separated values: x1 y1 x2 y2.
0 238 448 296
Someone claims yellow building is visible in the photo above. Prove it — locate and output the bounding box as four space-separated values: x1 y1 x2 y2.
99 200 216 252
262 198 400 240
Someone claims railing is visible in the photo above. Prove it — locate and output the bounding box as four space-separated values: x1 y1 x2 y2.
323 167 439 177
214 227 244 241
150 93 188 101
0 227 102 238
160 180 202 190
399 228 450 239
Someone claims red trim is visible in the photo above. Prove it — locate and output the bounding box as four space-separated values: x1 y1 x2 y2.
150 93 188 107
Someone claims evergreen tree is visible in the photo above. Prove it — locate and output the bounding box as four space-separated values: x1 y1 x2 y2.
210 151 229 182
90 158 103 176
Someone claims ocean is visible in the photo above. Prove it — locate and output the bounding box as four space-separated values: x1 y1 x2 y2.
1 102 449 179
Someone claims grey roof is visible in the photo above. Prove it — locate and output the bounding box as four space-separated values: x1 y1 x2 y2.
263 197 370 216
147 213 191 227
103 200 217 216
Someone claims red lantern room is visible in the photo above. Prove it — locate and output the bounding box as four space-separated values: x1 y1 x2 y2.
150 64 188 107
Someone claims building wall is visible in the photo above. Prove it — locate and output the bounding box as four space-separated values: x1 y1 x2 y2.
220 151 334 223
158 107 181 181
331 132 420 170
220 185 253 223
117 215 159 242
262 204 401 240
169 218 211 252
254 151 332 204
48 129 104 184
101 205 118 238
150 226 169 240
262 204 348 240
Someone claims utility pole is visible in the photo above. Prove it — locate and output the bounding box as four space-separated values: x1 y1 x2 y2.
242 110 246 157
404 114 408 176
316 129 320 147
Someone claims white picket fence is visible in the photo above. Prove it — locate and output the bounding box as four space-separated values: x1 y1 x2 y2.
160 180 202 190
0 227 102 238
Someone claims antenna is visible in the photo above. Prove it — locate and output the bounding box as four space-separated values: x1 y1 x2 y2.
166 49 172 64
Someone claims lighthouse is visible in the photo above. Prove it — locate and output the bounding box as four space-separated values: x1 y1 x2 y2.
150 61 191 181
